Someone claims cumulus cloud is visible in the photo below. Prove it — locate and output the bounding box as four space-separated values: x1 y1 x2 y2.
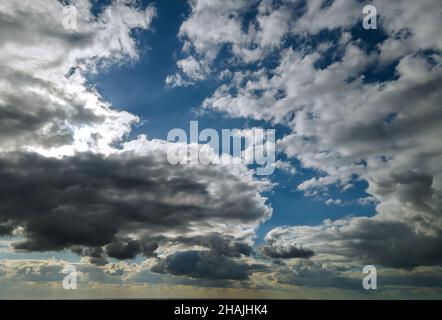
176 0 442 271
151 250 267 281
0 147 271 261
264 218 442 268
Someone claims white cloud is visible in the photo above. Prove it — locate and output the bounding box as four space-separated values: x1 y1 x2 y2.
0 0 274 282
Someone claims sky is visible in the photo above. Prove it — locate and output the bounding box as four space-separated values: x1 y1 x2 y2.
0 0 441 299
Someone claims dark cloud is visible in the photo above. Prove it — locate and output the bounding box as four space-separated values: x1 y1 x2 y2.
151 250 266 280
105 239 141 260
275 263 360 290
185 0 442 278
347 220 442 268
0 151 270 262
169 233 253 257
260 242 314 259
265 217 442 269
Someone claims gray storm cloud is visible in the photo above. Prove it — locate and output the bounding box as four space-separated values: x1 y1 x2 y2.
0 150 271 262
